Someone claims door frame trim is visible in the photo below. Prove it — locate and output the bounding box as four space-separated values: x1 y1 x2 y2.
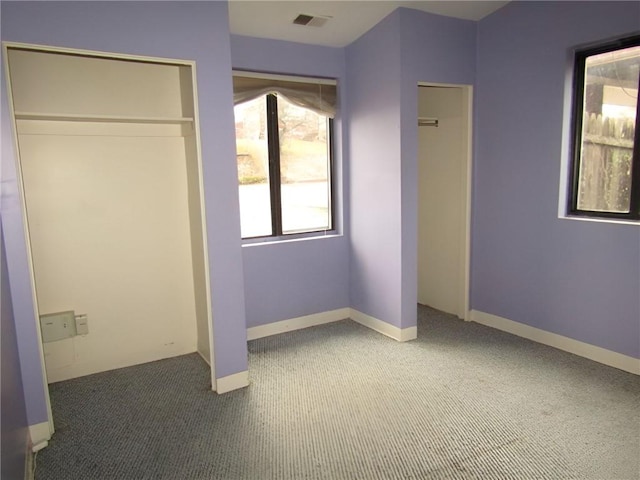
2 42 54 437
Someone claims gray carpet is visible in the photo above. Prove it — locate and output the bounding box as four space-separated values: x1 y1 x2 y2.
36 306 640 479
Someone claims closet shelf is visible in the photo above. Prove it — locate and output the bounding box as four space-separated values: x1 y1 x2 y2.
14 112 194 125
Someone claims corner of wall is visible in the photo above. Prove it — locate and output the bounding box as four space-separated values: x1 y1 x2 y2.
350 308 417 342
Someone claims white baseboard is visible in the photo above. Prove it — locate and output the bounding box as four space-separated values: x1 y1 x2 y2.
247 308 350 340
216 370 249 394
470 310 640 375
28 422 50 452
349 309 417 342
25 442 35 480
246 307 419 344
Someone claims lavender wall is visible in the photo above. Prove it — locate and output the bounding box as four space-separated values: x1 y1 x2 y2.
346 8 476 329
397 8 476 327
1 2 248 430
346 11 404 326
230 36 350 327
241 238 350 326
474 1 640 358
1 223 29 480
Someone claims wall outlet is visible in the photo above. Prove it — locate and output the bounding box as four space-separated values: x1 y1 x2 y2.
40 311 76 342
75 314 89 335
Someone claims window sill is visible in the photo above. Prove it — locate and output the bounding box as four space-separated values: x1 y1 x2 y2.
560 215 639 227
241 231 342 247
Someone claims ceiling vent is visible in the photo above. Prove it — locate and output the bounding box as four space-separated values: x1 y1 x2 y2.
292 13 330 28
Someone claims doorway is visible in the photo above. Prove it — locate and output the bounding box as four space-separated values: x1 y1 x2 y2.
4 43 216 435
417 84 472 320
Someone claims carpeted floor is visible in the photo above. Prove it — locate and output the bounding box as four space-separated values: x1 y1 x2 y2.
36 306 640 479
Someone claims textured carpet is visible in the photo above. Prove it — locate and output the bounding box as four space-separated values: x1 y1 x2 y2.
36 306 640 479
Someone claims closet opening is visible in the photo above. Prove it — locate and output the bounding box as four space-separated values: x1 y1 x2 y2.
417 83 473 322
4 43 216 434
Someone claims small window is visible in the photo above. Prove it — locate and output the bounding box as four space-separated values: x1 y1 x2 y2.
233 74 336 239
568 36 640 221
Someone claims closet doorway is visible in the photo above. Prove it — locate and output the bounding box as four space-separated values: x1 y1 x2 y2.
417 84 472 320
4 44 216 426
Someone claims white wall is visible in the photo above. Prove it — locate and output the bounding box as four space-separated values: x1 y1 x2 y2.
8 49 189 118
8 49 203 382
18 123 198 382
417 86 466 318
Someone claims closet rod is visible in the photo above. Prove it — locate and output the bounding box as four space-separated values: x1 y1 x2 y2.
418 117 438 127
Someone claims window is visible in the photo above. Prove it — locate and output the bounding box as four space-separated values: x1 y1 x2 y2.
569 36 640 221
233 73 336 239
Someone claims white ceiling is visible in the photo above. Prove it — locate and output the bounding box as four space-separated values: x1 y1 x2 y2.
228 1 509 48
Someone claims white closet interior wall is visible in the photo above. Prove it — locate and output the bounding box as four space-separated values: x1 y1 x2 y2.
8 48 211 382
417 86 467 319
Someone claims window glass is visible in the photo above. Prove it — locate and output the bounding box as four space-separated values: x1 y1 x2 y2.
234 90 334 239
277 96 331 234
234 96 272 238
573 42 639 217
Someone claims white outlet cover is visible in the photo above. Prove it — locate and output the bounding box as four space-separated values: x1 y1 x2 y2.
75 314 89 335
40 311 76 343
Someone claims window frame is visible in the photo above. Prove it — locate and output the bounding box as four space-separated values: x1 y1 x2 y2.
568 35 640 221
237 92 335 240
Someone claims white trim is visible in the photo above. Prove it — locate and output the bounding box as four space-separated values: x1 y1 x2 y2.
2 42 55 436
232 69 336 85
246 307 419 343
242 231 342 246
470 310 640 375
24 443 34 480
28 422 50 452
246 308 350 340
462 86 473 322
417 81 466 88
2 41 196 67
14 112 193 124
559 215 639 227
216 370 249 394
188 61 217 394
349 309 417 342
15 118 190 138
